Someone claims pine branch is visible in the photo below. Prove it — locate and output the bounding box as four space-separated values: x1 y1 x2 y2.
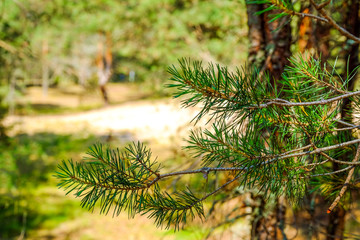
286 55 348 95
248 90 360 109
56 142 247 229
57 138 360 228
250 0 360 43
168 58 272 124
57 55 360 229
309 166 353 178
248 0 327 22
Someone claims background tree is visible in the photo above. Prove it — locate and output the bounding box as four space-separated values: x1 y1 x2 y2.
248 1 360 238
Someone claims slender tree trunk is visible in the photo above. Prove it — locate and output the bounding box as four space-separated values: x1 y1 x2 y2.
96 32 112 105
342 0 359 92
9 70 16 115
250 194 277 240
42 40 49 97
326 193 346 240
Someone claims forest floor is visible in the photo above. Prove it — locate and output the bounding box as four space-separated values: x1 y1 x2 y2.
5 84 252 240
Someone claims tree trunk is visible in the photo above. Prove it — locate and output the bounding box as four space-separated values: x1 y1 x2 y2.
96 32 112 105
326 197 346 240
264 10 291 82
314 19 330 63
250 194 277 240
42 40 49 97
246 4 266 68
327 1 359 239
298 3 331 64
246 3 291 239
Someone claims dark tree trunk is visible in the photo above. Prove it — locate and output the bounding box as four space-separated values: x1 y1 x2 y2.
342 0 359 94
247 4 291 81
246 3 291 239
328 1 359 239
264 10 292 82
326 196 346 240
314 20 331 63
298 4 330 63
100 85 109 104
250 194 277 240
246 4 266 67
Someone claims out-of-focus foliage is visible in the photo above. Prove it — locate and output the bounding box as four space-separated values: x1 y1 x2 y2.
0 0 248 92
0 0 250 237
0 133 97 239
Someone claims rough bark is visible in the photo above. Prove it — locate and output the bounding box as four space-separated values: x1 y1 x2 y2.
250 194 277 240
246 3 291 239
264 11 291 82
246 4 266 67
298 4 330 63
314 20 331 63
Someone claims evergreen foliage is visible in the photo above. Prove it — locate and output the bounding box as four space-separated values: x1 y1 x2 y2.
57 54 360 229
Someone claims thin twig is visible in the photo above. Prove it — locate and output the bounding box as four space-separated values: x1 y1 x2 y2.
305 159 329 167
285 144 313 154
269 0 327 22
197 174 242 203
333 126 360 132
327 144 360 213
317 0 331 10
271 138 360 165
335 119 360 130
309 0 360 44
250 90 360 109
293 11 328 22
308 165 353 178
319 151 360 166
136 154 160 177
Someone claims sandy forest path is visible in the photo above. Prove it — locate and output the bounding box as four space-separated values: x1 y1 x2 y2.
5 98 203 145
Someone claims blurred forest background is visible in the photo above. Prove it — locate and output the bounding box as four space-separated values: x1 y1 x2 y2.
0 0 248 239
1 0 360 239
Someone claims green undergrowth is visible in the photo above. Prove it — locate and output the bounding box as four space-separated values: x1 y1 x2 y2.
0 131 213 239
14 103 103 116
0 133 97 239
0 132 206 239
